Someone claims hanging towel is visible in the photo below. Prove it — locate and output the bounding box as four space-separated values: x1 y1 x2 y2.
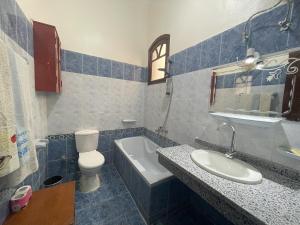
0 39 38 188
0 40 20 177
7 44 38 187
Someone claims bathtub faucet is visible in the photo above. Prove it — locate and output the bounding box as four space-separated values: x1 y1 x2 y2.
155 126 168 136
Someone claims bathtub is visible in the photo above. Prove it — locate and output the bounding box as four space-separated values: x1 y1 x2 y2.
114 136 172 185
114 136 190 224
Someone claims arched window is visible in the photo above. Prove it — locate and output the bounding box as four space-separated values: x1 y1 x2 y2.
148 34 170 85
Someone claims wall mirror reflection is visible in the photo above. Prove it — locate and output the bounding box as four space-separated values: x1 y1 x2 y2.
210 50 300 121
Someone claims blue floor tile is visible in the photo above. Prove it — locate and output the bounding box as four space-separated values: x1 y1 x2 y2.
75 165 146 225
75 165 215 225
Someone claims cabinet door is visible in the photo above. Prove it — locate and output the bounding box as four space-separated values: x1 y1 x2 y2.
33 21 61 93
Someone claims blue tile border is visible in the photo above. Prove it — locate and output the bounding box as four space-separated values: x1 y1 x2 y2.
169 2 300 76
2 1 299 84
62 49 148 82
0 1 147 84
215 68 286 90
98 57 111 77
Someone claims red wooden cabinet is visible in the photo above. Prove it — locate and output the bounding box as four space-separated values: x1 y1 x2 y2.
33 21 62 93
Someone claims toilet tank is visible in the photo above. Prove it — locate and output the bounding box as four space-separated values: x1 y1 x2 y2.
75 130 99 153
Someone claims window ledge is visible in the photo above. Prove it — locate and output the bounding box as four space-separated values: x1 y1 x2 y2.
209 112 283 127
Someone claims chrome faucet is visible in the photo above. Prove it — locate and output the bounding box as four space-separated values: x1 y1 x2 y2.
217 122 237 159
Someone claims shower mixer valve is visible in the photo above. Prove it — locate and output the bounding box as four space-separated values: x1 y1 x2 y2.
155 126 168 136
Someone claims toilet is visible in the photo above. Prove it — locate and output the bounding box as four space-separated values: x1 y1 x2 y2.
75 130 105 193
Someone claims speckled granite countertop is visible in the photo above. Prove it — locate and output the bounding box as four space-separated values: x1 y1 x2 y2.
157 145 300 225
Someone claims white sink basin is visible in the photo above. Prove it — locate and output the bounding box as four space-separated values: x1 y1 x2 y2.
190 150 262 184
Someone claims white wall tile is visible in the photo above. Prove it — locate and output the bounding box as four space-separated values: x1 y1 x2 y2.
47 72 145 135
144 68 300 171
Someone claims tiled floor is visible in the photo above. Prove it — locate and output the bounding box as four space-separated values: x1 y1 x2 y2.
75 165 210 225
75 165 146 225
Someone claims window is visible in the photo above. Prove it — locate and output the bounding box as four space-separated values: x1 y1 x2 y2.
148 34 170 85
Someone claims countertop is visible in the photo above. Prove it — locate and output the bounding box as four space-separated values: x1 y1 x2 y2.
157 145 300 225
4 182 75 225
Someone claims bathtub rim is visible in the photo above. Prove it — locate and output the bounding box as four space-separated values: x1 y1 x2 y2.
114 136 174 187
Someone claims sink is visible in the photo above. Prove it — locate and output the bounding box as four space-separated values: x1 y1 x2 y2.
190 150 262 184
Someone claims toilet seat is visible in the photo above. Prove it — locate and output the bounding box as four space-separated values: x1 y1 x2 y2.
78 150 105 170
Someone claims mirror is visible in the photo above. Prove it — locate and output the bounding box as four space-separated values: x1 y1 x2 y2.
210 50 300 119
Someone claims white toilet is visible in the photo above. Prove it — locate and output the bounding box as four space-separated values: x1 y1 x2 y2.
75 130 105 193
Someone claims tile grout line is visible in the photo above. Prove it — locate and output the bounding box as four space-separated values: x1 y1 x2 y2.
112 164 147 225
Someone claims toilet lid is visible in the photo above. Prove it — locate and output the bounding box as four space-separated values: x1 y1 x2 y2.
78 151 105 169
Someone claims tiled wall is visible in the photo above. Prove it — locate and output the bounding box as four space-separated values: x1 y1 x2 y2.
0 1 48 224
47 127 145 181
46 127 178 181
0 0 33 56
61 49 148 82
114 147 190 224
0 147 47 225
1 0 148 83
46 71 146 135
169 3 300 77
145 1 300 171
113 130 182 224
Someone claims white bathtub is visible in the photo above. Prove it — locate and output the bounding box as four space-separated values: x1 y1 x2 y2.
114 136 172 185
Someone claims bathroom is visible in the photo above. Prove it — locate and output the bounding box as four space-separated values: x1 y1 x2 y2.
0 0 300 224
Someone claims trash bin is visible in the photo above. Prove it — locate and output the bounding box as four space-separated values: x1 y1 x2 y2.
43 176 63 188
